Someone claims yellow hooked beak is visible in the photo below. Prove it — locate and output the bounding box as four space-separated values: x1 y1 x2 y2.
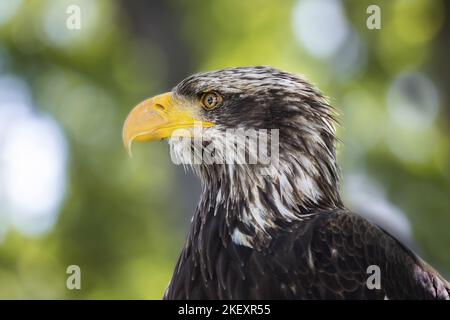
122 92 214 156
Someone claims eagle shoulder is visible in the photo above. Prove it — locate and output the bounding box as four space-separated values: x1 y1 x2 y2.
283 209 449 299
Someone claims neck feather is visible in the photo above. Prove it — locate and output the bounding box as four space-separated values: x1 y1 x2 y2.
170 130 342 249
202 155 341 248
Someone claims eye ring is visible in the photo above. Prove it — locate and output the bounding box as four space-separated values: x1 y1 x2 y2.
201 91 222 110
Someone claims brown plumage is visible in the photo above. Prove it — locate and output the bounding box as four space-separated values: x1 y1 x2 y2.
166 209 449 299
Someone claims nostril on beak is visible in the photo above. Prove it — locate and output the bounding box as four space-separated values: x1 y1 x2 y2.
154 104 166 112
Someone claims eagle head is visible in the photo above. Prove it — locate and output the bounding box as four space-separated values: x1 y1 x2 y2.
123 66 342 247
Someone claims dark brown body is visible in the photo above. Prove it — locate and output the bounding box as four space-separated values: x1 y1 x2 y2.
165 209 449 300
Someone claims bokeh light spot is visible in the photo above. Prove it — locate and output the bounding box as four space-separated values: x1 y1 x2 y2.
292 0 349 59
0 75 68 238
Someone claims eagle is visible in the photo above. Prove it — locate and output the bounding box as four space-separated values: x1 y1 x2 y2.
122 66 449 299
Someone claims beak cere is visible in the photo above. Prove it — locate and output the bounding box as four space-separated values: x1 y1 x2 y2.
122 92 214 155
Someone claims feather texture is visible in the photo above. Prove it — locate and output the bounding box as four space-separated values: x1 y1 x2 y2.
161 67 449 300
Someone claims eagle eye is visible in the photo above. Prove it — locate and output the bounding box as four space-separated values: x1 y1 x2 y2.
201 91 222 110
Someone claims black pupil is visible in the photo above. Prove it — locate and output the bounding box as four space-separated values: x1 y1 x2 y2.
207 95 215 106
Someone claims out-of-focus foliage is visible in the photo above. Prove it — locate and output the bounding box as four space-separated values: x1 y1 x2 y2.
0 0 448 298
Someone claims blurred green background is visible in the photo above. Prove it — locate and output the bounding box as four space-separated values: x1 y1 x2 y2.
0 0 448 299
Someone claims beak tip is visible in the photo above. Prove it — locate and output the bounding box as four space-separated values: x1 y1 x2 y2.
123 138 133 158
127 145 133 158
122 131 133 158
